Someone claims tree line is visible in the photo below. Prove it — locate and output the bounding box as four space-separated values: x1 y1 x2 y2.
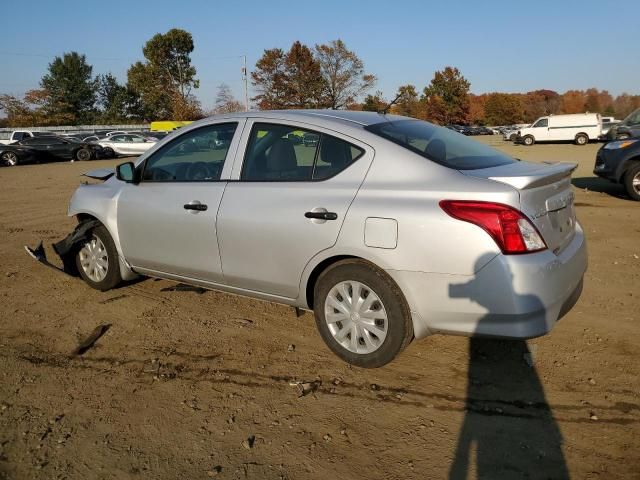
0 29 206 127
1 31 639 128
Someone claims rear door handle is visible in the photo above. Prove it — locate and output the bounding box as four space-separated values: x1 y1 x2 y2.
305 211 338 220
184 202 208 212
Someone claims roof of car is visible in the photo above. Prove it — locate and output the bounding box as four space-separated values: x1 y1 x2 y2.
209 109 407 127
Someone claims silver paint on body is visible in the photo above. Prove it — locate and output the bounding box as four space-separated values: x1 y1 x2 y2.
67 110 587 341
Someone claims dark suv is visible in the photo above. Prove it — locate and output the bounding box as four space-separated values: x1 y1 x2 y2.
594 137 640 200
607 108 640 140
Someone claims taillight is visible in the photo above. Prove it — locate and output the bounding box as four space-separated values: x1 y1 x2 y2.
439 200 547 254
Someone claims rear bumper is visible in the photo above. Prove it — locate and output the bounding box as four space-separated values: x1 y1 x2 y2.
388 222 587 340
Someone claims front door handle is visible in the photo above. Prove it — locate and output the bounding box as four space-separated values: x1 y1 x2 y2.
305 211 338 220
184 202 208 212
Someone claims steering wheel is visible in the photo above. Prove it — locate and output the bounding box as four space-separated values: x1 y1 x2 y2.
186 162 211 181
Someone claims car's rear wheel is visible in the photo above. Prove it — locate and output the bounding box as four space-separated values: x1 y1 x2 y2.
76 148 92 161
575 133 589 145
313 259 413 368
509 133 517 141
523 135 535 146
623 163 640 201
75 225 122 291
1 152 18 166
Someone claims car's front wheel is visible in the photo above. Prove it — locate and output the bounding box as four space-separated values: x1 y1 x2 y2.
102 147 115 158
314 259 413 368
623 163 640 201
75 225 123 291
2 151 19 166
523 135 535 146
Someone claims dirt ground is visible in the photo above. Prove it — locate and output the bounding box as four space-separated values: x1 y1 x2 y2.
0 137 638 480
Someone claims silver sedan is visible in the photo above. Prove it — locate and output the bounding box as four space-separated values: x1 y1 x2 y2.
65 110 587 367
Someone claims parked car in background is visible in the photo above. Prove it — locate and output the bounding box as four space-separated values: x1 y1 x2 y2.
516 113 602 146
97 134 157 158
607 108 640 140
600 117 620 137
0 143 37 166
63 110 586 367
502 125 521 141
0 130 56 145
1 135 102 165
594 138 640 200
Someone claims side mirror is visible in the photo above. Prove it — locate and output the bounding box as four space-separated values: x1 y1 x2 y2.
115 162 138 184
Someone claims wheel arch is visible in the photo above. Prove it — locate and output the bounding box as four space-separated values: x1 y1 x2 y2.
304 255 360 309
69 209 137 281
575 132 589 142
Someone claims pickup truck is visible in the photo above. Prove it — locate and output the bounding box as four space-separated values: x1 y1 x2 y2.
0 130 55 145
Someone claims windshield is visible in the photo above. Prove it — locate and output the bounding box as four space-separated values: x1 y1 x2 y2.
365 119 517 170
622 108 640 126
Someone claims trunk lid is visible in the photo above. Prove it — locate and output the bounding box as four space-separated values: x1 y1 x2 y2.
462 161 578 254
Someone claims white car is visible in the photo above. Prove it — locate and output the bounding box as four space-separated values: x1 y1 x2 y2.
97 134 157 157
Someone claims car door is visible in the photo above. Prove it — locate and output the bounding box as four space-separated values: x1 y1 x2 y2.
217 119 372 299
127 135 151 154
116 121 244 282
45 137 74 160
532 118 550 141
108 135 128 155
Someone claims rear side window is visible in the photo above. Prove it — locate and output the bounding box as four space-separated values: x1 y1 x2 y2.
241 123 363 181
365 119 516 170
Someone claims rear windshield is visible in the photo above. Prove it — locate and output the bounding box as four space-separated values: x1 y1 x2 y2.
365 119 517 170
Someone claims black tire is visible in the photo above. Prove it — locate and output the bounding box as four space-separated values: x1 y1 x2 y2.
523 135 535 146
623 163 640 201
103 147 115 159
509 133 517 141
76 148 92 161
1 151 19 166
575 133 589 145
313 259 413 368
75 225 123 291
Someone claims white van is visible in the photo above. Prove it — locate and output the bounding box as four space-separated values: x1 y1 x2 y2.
516 113 602 146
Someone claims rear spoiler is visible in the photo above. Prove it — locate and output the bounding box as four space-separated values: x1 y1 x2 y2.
83 168 114 181
486 162 577 190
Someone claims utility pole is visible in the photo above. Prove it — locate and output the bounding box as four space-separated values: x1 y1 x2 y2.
242 55 249 111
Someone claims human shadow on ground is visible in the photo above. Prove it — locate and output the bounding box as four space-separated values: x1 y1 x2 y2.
448 254 570 480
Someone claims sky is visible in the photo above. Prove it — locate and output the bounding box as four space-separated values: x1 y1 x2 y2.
1 0 638 111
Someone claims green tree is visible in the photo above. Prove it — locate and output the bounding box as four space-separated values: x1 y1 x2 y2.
361 91 387 112
422 67 470 124
40 52 97 124
127 28 200 120
315 39 376 109
392 84 421 117
251 48 288 110
484 93 524 125
96 73 139 123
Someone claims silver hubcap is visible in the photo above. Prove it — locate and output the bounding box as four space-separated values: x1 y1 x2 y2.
79 235 108 282
324 280 388 354
3 153 17 166
633 172 640 194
